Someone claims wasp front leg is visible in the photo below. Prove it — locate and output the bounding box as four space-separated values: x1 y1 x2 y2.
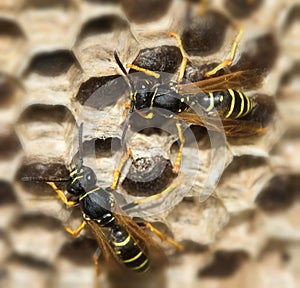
46 182 78 206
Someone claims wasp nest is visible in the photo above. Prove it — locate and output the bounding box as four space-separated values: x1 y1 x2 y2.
0 0 299 288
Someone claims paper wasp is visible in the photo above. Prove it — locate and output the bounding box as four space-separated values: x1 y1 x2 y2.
22 124 183 275
114 30 267 173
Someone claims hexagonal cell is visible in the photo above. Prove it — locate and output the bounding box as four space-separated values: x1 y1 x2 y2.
75 75 127 108
216 156 272 214
282 5 300 60
10 214 66 263
0 18 27 74
16 104 76 159
0 130 22 160
6 254 54 288
224 0 263 19
255 175 298 214
277 63 300 126
0 73 25 125
231 33 279 73
19 0 80 48
0 180 19 229
121 156 176 197
182 10 230 56
75 14 134 76
14 161 73 217
120 0 172 24
22 50 83 105
54 238 99 288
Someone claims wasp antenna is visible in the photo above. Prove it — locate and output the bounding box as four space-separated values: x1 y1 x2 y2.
114 50 128 76
21 176 71 182
77 123 84 172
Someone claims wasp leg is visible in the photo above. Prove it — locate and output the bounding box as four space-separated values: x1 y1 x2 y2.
126 64 161 79
169 32 188 83
121 172 184 211
204 27 243 78
143 222 184 251
65 220 87 237
173 121 185 174
46 182 78 206
111 149 132 190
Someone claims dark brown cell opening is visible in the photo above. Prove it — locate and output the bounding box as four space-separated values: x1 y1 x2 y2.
220 156 267 183
75 75 127 108
78 15 129 40
0 74 24 108
16 162 69 197
132 46 182 74
22 0 74 9
0 180 17 205
231 33 278 73
23 50 79 77
182 10 230 56
72 137 121 160
282 5 300 34
8 254 53 271
198 250 249 278
225 0 263 19
12 213 62 231
58 238 98 266
278 62 300 98
0 19 25 38
0 131 22 159
120 0 171 24
255 175 298 213
18 104 74 124
122 155 176 197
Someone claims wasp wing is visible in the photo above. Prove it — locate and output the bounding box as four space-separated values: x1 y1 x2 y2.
179 70 265 94
113 205 168 270
87 220 128 275
177 112 265 137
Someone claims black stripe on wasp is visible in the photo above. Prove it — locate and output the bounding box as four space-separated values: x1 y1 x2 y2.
21 123 183 277
114 30 267 173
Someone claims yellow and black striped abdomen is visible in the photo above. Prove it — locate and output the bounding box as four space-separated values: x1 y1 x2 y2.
110 225 150 272
197 89 253 119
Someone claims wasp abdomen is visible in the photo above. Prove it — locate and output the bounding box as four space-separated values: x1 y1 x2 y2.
110 225 150 273
197 89 253 119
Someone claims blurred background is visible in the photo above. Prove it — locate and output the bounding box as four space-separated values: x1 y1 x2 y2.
0 0 299 287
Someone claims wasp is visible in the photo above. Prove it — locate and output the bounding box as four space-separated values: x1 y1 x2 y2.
115 30 266 173
22 124 183 275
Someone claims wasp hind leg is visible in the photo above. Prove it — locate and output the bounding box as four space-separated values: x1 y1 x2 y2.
204 26 243 78
126 63 161 79
173 121 185 174
65 220 87 237
143 222 184 251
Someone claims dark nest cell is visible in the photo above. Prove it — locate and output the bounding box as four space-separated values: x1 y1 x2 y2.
131 46 182 74
120 0 172 24
255 175 299 213
0 131 22 159
16 163 69 196
0 181 17 205
0 75 20 108
198 250 249 278
76 75 127 108
182 10 230 56
122 156 176 197
23 50 79 77
225 0 263 19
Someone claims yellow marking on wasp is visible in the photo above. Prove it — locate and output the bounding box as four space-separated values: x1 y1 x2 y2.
150 87 158 109
112 235 131 247
225 89 236 118
180 98 184 102
131 259 149 271
205 92 214 112
126 64 160 78
116 250 121 255
187 96 190 101
178 109 182 112
220 95 224 102
79 187 100 201
235 91 245 118
123 251 143 263
245 95 252 116
71 175 83 184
